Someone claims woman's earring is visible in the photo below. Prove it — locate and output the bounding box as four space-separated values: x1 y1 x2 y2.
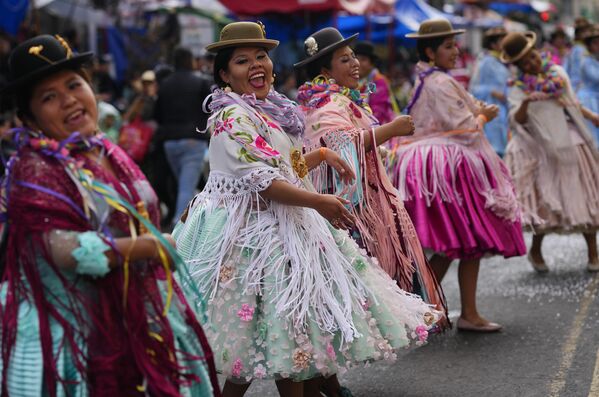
271 73 276 84
224 83 232 93
429 59 435 67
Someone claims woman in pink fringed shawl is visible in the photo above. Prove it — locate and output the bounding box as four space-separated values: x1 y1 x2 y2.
0 35 219 396
295 27 449 330
390 20 526 332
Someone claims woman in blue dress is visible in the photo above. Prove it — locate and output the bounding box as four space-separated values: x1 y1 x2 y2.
579 25 599 145
469 26 510 156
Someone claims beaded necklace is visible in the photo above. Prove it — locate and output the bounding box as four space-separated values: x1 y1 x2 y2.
297 75 373 113
509 54 565 97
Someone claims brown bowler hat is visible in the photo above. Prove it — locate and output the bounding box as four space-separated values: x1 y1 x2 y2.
206 21 279 53
575 17 591 30
499 31 537 63
484 26 507 38
583 24 599 41
405 19 465 39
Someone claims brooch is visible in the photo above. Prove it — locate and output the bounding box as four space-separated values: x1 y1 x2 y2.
290 149 308 178
305 37 318 57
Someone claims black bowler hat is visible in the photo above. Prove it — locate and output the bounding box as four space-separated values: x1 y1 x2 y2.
1 34 93 94
353 41 378 62
294 27 358 68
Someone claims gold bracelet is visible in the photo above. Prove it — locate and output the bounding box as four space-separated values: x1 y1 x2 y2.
319 147 327 163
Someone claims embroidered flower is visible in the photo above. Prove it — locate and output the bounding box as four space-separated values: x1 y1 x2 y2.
258 113 281 130
415 325 428 342
253 135 280 158
361 299 370 310
253 364 267 379
305 37 318 56
349 102 363 118
258 321 268 340
237 304 255 322
232 358 243 377
219 265 234 283
353 258 367 272
326 342 337 361
214 117 234 136
292 348 312 370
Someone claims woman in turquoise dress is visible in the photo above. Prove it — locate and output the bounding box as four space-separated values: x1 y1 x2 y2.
173 22 442 397
0 35 218 396
579 25 599 145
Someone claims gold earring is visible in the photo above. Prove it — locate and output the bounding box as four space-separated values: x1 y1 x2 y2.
271 73 276 84
224 82 232 93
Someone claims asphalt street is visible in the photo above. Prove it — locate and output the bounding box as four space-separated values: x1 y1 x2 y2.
234 233 599 397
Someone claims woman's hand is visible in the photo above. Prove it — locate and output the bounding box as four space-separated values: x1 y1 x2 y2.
312 194 356 230
589 112 599 127
323 148 356 185
480 104 499 122
390 115 415 137
491 90 506 102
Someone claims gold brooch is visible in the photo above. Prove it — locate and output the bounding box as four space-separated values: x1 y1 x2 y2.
28 45 54 64
290 149 308 178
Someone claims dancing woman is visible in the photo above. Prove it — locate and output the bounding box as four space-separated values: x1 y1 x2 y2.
501 31 599 272
295 27 448 326
390 19 526 332
0 35 218 396
173 22 442 397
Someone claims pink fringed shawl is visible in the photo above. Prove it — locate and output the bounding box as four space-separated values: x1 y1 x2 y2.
300 89 448 327
389 62 520 222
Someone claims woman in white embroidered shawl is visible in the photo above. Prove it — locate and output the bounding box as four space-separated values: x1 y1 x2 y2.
173 22 441 397
501 32 599 272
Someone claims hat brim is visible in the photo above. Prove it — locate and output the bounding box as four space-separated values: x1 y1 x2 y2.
499 32 537 64
206 39 279 53
405 29 465 39
294 33 359 69
0 52 93 95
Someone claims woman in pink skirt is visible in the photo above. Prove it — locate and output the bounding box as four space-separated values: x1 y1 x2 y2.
390 19 526 332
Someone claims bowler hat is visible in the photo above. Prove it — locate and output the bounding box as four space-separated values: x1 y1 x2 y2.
582 24 599 41
353 41 378 62
484 26 507 38
206 21 279 53
294 28 358 68
1 34 93 94
405 19 465 39
499 31 537 64
575 17 591 30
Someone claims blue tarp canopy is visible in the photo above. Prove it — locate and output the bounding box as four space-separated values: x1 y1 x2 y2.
488 2 534 15
336 0 467 45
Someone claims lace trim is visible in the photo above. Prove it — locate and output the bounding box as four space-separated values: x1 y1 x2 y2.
319 128 362 152
200 169 284 199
